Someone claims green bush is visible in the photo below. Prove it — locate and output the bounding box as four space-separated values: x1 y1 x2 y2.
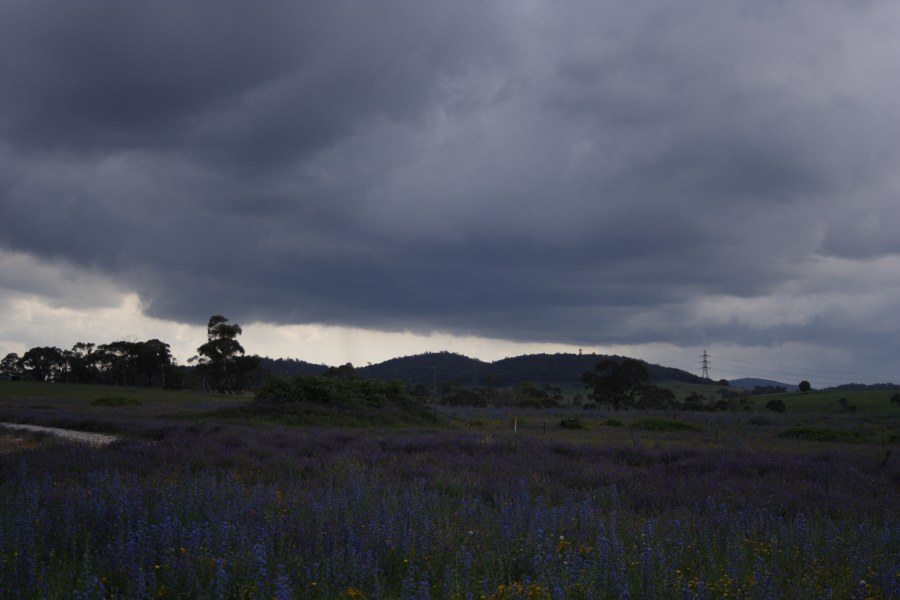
765 399 786 413
558 417 584 430
253 376 296 404
250 374 433 426
255 375 408 407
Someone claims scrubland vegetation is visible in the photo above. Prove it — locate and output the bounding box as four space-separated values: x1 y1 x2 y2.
1 380 898 599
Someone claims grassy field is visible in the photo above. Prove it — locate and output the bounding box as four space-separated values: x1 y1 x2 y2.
543 379 899 416
655 381 900 415
0 380 898 598
750 388 900 415
0 380 245 410
0 381 248 433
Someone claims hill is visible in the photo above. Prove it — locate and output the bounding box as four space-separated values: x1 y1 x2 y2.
486 353 708 386
358 351 485 387
351 351 708 388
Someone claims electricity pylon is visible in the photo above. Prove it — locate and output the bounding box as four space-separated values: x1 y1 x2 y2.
701 349 710 380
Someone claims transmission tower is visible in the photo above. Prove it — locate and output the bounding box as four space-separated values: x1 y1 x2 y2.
701 349 710 380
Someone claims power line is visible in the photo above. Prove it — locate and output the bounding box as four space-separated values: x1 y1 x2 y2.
643 349 896 384
713 354 898 379
710 354 899 385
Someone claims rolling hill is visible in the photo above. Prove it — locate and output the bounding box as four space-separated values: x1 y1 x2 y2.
263 351 710 388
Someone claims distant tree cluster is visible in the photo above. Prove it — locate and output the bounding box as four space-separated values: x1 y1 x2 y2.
2 339 178 388
750 385 787 395
578 358 758 412
257 357 328 378
0 314 264 393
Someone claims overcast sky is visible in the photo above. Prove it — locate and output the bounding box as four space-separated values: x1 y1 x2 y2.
2 0 899 386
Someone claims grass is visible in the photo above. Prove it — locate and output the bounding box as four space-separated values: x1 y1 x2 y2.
557 417 584 429
0 380 242 408
91 396 143 407
0 379 898 597
0 380 248 422
648 381 900 416
750 388 900 415
3 379 898 450
631 416 704 432
778 427 864 443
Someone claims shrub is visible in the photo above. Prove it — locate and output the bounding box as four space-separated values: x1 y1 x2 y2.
253 376 296 404
558 418 584 430
249 374 433 425
255 375 408 406
603 418 623 427
765 399 786 413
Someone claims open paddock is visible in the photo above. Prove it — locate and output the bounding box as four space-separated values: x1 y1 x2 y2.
0 381 897 598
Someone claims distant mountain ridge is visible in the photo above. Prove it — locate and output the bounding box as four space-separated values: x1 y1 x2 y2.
262 352 709 387
258 356 897 390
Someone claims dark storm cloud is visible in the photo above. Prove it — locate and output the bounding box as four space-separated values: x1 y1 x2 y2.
2 0 899 368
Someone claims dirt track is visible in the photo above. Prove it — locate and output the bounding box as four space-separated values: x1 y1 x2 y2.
0 423 118 446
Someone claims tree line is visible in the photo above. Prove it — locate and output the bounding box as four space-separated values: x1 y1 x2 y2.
0 315 262 393
2 340 177 387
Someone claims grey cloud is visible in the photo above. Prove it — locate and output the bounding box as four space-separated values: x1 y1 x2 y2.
0 2 300 153
0 1 511 158
1 0 899 376
819 202 900 259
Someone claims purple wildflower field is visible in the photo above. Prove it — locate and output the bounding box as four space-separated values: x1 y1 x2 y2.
1 421 898 599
